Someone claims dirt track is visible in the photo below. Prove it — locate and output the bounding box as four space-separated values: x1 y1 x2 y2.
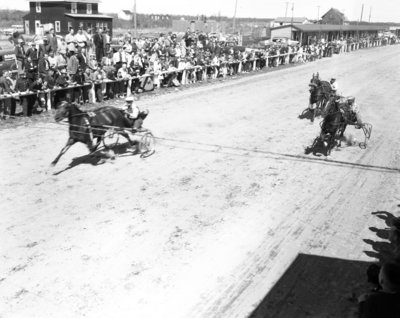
1 45 400 318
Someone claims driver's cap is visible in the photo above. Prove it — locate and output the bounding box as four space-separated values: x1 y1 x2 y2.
125 96 134 103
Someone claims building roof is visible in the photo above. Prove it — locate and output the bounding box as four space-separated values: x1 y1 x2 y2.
121 10 132 15
321 8 349 22
65 13 112 19
271 23 387 32
275 17 308 23
28 0 101 2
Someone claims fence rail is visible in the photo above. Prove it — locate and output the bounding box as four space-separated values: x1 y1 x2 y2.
1 40 398 110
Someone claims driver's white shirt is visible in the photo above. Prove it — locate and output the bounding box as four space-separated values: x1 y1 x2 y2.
351 102 360 114
123 103 139 119
330 82 338 91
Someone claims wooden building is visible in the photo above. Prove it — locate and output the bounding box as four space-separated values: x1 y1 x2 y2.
320 8 349 25
270 24 387 45
23 0 113 35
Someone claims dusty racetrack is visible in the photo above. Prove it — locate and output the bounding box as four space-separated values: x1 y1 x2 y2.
1 45 400 318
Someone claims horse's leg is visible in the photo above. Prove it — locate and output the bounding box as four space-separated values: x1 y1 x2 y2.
120 131 135 147
51 138 75 166
337 125 347 148
89 137 102 153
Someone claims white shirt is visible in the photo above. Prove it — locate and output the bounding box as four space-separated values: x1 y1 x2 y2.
330 81 338 91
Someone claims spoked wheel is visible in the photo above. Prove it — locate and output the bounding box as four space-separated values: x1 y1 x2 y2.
102 128 120 149
138 131 155 158
359 123 373 149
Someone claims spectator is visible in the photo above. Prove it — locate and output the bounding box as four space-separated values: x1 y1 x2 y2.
65 28 76 53
58 37 68 57
15 38 26 76
15 72 32 116
67 49 79 79
38 53 50 78
93 28 104 62
47 28 58 53
76 46 88 71
48 50 58 70
0 70 15 119
38 38 51 58
75 27 87 53
25 42 39 67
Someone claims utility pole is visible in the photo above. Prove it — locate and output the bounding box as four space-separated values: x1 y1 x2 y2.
317 5 320 22
233 0 238 34
133 0 138 38
368 7 372 22
290 2 294 24
285 2 289 18
360 3 364 22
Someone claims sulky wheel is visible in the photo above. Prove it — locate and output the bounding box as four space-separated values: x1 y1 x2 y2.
138 131 155 158
102 128 120 149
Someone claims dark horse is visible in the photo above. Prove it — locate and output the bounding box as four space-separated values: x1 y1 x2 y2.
308 73 333 122
51 101 133 166
317 104 347 156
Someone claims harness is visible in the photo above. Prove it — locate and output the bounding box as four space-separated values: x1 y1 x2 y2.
83 116 94 144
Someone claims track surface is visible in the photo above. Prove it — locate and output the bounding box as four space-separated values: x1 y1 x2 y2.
1 45 400 318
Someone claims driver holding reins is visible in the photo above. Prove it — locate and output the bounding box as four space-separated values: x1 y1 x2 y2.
122 96 149 132
340 96 363 129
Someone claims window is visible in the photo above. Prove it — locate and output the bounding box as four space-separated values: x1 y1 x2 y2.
36 2 41 13
71 3 77 14
87 4 92 14
68 21 72 31
55 21 60 33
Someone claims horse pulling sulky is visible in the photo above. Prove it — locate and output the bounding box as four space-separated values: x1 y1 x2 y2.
51 101 155 166
312 104 372 156
307 72 333 122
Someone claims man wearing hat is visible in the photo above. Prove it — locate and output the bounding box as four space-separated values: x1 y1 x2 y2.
67 49 79 79
329 77 338 94
15 38 26 76
122 96 149 132
26 42 39 67
15 71 32 116
38 38 51 59
65 28 77 53
47 28 58 53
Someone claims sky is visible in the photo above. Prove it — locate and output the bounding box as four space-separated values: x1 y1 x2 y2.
1 0 399 22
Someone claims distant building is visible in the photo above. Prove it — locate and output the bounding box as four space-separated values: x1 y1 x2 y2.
23 0 113 35
270 24 386 45
320 8 349 25
272 17 309 28
118 10 133 21
172 19 227 33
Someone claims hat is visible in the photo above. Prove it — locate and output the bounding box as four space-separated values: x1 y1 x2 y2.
331 77 336 81
347 96 355 104
125 96 134 103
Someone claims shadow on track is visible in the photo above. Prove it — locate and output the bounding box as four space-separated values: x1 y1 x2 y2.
52 143 138 175
249 253 370 318
157 137 400 174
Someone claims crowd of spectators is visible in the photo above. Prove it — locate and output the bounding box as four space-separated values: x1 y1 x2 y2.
0 27 397 119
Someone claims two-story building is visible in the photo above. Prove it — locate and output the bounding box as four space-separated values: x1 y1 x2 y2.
23 0 113 35
320 8 349 25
